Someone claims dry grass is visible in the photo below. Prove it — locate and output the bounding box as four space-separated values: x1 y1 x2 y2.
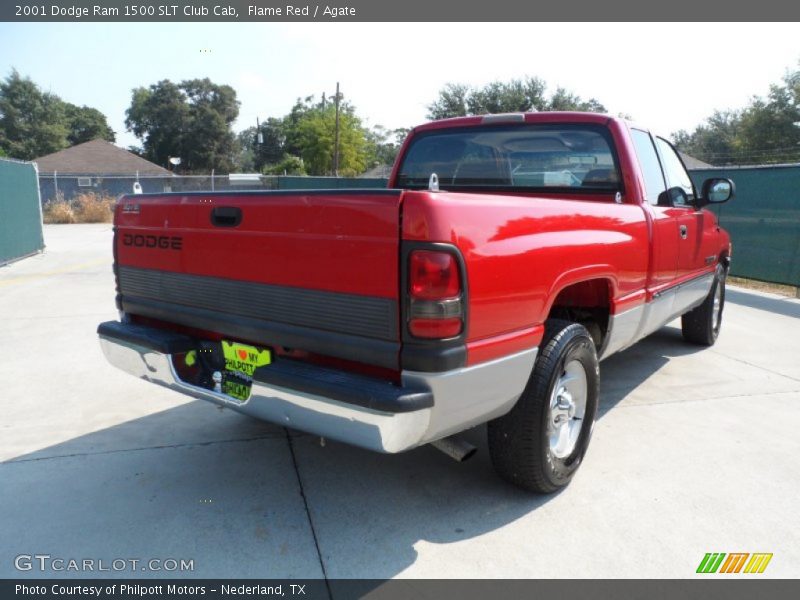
74 192 115 223
43 192 115 224
728 276 798 298
42 201 77 224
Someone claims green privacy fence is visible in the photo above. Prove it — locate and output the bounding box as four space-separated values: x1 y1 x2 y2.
689 165 800 287
273 176 388 190
38 174 390 202
0 158 44 265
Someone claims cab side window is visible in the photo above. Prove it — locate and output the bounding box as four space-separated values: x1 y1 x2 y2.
655 137 695 205
630 129 666 205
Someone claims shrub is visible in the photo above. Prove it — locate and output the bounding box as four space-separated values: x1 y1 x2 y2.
43 192 116 224
74 192 115 223
43 201 76 224
265 155 306 176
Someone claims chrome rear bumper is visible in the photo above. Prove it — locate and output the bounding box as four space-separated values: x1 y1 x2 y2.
98 323 536 453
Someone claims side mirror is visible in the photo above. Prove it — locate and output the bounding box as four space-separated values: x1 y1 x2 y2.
697 178 734 208
657 186 689 207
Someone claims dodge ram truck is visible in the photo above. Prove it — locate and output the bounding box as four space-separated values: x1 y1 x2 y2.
98 112 733 493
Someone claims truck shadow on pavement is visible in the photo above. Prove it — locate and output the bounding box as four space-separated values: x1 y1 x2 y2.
2 325 709 583
725 287 800 320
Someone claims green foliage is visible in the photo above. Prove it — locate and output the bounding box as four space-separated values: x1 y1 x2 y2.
64 104 115 145
259 118 287 166
427 77 606 120
364 125 407 169
239 93 398 176
674 64 800 165
0 69 115 160
237 118 286 172
673 110 741 165
125 78 240 173
266 155 306 175
235 127 257 172
548 87 606 112
427 83 471 120
0 70 68 159
295 101 368 175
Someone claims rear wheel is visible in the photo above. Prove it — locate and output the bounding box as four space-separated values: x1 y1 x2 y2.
682 264 726 346
488 319 599 493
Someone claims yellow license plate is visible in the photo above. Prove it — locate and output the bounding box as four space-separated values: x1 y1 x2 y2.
221 341 272 377
220 341 272 402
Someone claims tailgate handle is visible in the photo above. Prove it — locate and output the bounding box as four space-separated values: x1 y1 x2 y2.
210 206 242 227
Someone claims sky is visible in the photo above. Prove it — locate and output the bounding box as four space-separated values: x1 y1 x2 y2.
1 22 799 150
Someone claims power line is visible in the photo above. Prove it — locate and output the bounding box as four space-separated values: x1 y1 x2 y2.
702 150 800 159
695 148 800 160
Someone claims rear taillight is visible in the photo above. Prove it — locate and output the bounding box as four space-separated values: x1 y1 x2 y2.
408 250 464 339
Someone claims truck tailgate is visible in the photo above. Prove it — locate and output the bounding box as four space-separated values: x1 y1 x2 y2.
114 190 403 369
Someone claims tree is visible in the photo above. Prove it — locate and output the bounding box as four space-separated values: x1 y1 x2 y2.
0 70 68 159
673 63 800 165
426 77 606 120
125 78 240 172
257 117 286 167
64 104 115 145
235 127 257 172
673 110 741 164
294 101 368 175
236 118 287 172
427 83 471 120
548 87 606 112
364 125 406 168
253 94 370 176
238 91 407 176
736 79 800 163
0 70 115 160
266 155 306 175
467 78 548 114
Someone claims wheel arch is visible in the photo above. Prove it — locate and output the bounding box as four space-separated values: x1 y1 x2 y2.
544 271 616 349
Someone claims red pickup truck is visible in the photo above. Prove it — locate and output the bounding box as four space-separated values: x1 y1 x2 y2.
98 112 733 493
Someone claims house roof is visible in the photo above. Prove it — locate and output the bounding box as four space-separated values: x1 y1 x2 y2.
34 140 171 175
679 151 714 170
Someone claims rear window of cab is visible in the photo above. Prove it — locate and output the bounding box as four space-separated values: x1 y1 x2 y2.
396 124 621 193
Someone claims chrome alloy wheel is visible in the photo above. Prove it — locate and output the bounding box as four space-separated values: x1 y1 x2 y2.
547 359 588 459
712 281 723 330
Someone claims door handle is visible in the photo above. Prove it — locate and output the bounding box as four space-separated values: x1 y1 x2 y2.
210 206 242 227
679 225 688 239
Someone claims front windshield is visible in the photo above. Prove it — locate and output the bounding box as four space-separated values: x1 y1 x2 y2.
396 123 621 193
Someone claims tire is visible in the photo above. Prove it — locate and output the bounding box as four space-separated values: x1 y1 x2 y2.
681 264 726 346
488 319 600 493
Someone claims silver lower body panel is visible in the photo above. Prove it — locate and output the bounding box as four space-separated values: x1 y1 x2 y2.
599 272 714 360
99 335 537 453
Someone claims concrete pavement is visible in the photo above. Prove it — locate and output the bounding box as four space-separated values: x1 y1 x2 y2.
1 224 798 581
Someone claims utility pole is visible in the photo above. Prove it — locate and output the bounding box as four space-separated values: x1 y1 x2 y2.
333 82 340 177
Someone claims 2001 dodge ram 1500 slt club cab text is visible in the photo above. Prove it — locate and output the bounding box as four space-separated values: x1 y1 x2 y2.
98 112 734 493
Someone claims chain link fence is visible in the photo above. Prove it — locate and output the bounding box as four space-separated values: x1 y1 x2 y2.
38 174 389 204
33 168 800 287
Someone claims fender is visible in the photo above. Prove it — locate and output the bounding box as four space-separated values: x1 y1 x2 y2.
543 265 618 319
